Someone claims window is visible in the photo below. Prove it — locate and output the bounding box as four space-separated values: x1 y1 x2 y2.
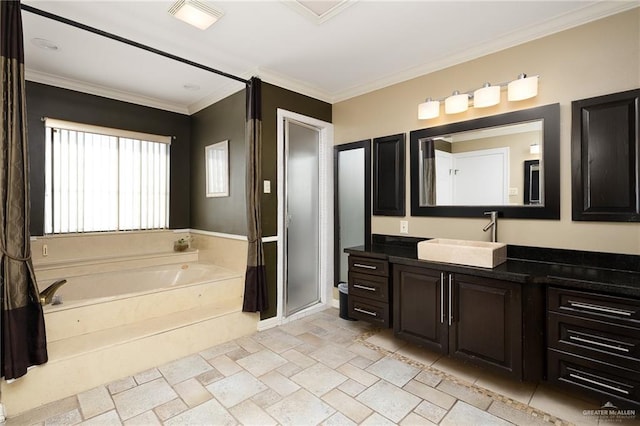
44 119 171 234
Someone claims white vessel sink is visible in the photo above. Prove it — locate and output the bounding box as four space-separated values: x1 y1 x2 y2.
417 238 507 268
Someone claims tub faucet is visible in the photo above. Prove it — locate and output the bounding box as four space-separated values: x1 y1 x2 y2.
39 279 67 305
483 211 498 243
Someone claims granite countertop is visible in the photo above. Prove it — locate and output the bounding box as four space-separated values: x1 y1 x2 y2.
345 241 640 298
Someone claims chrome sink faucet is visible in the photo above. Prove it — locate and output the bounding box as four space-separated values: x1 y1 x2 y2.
483 211 498 242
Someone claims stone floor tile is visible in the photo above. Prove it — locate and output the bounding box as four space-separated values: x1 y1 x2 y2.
413 399 448 423
431 356 481 384
346 342 384 362
487 400 551 426
400 412 437 425
158 354 212 385
198 341 241 360
152 398 187 421
236 349 288 377
251 388 283 409
348 355 376 369
80 410 121 425
321 411 357 426
356 380 421 423
77 386 114 419
309 344 357 369
337 362 379 387
133 368 161 385
279 318 318 336
205 370 268 408
528 383 600 425
112 378 177 420
403 379 456 410
107 377 137 395
296 332 326 349
360 412 396 425
281 348 316 368
321 388 372 423
234 335 266 354
163 399 235 426
291 362 348 397
395 344 441 367
436 379 493 410
266 389 335 426
365 328 407 352
195 367 224 386
440 400 511 426
43 409 82 426
173 377 212 407
475 370 537 405
338 379 367 397
276 361 303 377
253 329 304 353
122 411 160 426
366 356 420 387
260 370 301 396
229 399 278 426
208 354 244 376
7 396 79 426
414 370 442 388
225 347 252 362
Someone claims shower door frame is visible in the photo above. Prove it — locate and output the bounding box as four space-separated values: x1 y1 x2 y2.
272 109 333 327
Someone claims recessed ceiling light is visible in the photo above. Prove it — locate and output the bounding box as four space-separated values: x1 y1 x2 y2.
31 38 59 51
169 0 223 30
183 84 200 91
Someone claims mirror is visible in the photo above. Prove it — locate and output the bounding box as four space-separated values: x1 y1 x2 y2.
410 104 560 219
205 140 229 198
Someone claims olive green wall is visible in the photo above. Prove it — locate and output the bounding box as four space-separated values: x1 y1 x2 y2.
26 82 191 235
260 82 332 320
190 89 246 234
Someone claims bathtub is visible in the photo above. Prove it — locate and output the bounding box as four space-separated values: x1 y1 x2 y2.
40 262 238 309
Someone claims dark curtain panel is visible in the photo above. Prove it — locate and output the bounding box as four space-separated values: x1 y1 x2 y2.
0 0 48 379
242 77 268 312
420 138 437 206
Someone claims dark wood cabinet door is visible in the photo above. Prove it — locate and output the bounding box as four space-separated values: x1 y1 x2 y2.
373 134 405 216
449 274 522 379
572 89 640 221
393 265 448 353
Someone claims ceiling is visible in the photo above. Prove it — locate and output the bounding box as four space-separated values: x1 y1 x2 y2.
21 1 636 115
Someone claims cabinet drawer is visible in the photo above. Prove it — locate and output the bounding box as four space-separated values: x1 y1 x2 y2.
548 287 640 327
348 296 390 327
349 256 389 277
548 349 640 408
349 272 388 302
548 312 640 371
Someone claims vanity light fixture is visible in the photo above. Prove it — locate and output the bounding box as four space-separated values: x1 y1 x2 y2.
169 0 223 30
418 73 540 119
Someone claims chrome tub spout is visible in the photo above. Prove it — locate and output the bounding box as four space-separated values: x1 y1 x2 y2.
39 279 67 305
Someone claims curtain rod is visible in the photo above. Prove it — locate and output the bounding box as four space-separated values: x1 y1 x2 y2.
20 3 250 85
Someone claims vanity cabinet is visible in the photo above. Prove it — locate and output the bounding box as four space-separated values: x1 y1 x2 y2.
348 256 391 327
393 264 523 379
547 287 640 408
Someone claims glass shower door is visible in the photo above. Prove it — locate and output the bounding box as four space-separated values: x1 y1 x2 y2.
284 119 320 316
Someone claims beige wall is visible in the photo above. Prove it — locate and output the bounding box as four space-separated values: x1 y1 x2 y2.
333 8 640 255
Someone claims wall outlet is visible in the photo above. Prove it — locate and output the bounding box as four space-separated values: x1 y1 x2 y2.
509 187 518 196
263 180 271 194
42 244 48 257
400 220 409 234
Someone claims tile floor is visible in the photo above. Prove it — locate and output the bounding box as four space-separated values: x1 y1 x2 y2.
7 308 636 426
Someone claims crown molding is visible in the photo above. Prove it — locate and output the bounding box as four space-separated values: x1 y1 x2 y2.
186 78 247 114
256 68 334 104
25 69 190 114
330 1 639 103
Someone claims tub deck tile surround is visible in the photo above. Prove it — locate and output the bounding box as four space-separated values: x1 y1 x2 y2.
7 308 610 426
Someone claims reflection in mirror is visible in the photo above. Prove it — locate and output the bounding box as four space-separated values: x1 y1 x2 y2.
410 103 560 219
418 121 543 206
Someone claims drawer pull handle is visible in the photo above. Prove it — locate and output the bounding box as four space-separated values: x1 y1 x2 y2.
440 273 445 324
353 263 377 270
569 373 630 395
354 284 376 292
568 301 634 317
354 307 378 317
568 335 630 353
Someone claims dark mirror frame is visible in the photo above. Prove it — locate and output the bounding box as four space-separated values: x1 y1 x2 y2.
410 103 560 219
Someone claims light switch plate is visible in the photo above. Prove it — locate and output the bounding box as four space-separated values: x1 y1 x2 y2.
263 180 271 194
400 220 409 234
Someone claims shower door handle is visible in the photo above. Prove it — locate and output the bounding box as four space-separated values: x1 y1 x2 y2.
285 214 292 228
